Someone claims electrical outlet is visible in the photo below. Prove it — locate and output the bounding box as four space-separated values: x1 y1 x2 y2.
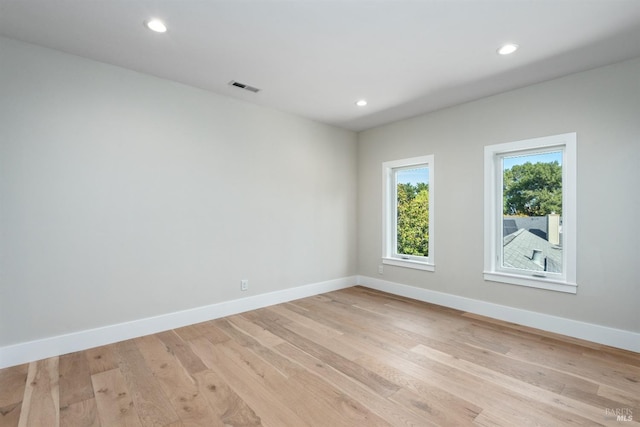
240 279 249 291
378 265 384 275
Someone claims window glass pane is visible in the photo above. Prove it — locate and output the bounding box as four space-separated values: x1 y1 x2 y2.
501 151 563 274
395 166 429 257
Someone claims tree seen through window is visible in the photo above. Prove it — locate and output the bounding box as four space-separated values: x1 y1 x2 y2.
396 167 429 257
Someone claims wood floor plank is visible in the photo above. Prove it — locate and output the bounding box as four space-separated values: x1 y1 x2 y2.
287 297 446 364
85 345 118 375
217 322 390 426
245 310 401 397
91 368 142 427
174 321 230 344
0 364 28 409
59 351 94 409
190 337 309 427
360 351 598 427
506 341 640 395
263 311 366 361
427 336 596 395
59 398 99 427
0 403 22 427
155 330 208 376
285 297 367 335
198 321 235 344
1 286 638 426
270 303 344 338
193 369 262 426
18 358 60 427
215 336 389 427
268 305 367 361
582 346 640 368
114 340 179 426
412 343 623 425
274 341 437 427
287 368 391 427
0 364 28 427
134 334 222 426
289 295 428 351
388 387 481 426
472 410 519 427
597 383 640 408
327 288 459 331
212 318 300 378
224 314 286 348
356 352 483 425
216 316 395 426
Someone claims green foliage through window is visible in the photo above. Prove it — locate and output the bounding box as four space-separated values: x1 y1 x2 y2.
503 160 562 216
396 182 429 256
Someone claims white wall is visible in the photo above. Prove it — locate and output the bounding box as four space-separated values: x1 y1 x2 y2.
358 57 640 333
0 37 357 347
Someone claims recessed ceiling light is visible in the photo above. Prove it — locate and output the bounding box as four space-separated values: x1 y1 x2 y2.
497 43 519 55
356 99 368 107
145 19 167 33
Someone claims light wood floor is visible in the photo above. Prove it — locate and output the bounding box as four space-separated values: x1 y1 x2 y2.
1 287 638 426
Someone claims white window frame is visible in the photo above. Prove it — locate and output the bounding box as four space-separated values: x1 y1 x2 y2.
483 133 577 293
382 155 435 271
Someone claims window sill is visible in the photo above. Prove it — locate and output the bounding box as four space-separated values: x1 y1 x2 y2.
483 271 577 294
383 257 435 272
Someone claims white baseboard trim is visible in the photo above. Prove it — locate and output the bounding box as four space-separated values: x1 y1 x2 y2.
357 275 640 353
0 276 356 369
4 274 636 369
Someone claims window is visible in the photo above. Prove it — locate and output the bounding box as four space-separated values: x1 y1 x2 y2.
382 155 434 271
484 133 577 293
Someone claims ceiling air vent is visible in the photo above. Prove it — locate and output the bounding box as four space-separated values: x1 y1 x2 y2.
228 80 260 93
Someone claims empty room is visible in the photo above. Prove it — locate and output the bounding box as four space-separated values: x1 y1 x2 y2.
1 1 639 426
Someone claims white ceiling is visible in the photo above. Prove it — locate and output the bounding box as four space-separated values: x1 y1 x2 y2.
2 1 640 132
